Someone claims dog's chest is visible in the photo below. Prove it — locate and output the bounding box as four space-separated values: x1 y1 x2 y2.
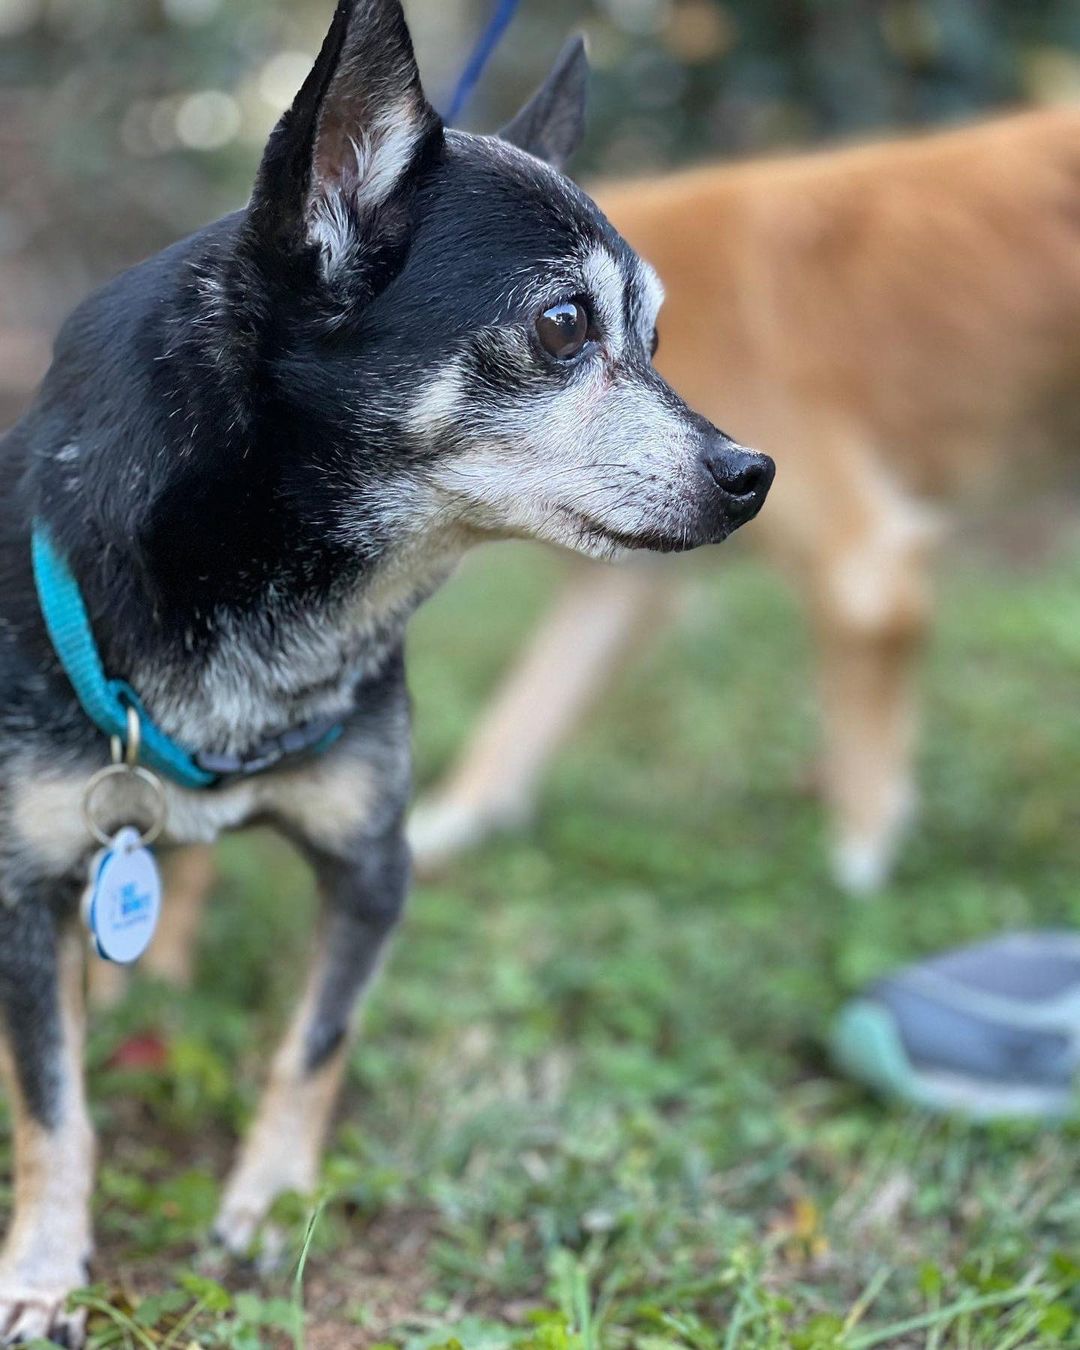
134 618 386 759
130 555 448 758
8 745 383 881
161 779 260 844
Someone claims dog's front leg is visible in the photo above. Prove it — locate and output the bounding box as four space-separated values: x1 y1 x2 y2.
0 885 94 1348
214 826 409 1258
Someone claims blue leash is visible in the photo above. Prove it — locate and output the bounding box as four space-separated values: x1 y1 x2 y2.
445 0 523 125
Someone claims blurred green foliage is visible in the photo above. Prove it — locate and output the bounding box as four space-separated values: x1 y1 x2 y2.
2 0 1079 425
573 0 1080 171
3 0 1080 282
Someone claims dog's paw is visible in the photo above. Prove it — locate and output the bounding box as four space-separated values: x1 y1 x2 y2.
208 1208 287 1276
408 794 529 877
0 1286 86 1347
832 836 892 896
407 799 486 876
832 782 917 896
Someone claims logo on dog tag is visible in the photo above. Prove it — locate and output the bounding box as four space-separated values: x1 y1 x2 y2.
82 826 162 965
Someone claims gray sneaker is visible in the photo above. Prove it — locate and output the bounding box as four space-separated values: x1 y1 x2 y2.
832 931 1080 1119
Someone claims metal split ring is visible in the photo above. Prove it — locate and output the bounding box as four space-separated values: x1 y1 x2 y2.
84 708 166 847
109 704 142 769
82 763 167 848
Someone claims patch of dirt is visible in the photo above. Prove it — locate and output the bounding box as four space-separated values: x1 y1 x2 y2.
93 1192 446 1349
300 1207 443 1348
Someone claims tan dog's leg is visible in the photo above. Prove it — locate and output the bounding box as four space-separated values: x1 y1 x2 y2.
85 954 127 1013
88 845 216 1009
410 561 667 873
814 612 925 893
213 952 347 1260
0 908 94 1347
215 827 408 1258
143 845 216 986
807 491 941 893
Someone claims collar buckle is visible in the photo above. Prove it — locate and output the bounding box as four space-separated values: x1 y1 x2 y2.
193 714 346 783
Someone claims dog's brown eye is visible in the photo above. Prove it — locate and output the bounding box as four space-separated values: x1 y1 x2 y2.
537 301 589 360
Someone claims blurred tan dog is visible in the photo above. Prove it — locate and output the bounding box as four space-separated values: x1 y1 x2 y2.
104 106 1080 1009
409 105 1080 894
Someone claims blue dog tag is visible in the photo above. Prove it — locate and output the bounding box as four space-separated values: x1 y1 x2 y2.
82 826 162 965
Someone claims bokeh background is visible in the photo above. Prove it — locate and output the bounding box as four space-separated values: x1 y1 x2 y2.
4 0 1080 426
3 2 1080 1346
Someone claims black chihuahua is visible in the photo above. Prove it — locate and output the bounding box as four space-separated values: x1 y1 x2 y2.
0 0 773 1340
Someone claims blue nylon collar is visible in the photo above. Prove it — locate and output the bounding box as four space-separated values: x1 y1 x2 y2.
32 527 216 789
31 526 343 791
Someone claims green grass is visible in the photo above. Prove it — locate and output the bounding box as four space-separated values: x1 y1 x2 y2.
7 531 1080 1348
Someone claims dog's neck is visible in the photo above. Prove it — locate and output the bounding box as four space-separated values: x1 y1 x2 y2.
126 537 458 756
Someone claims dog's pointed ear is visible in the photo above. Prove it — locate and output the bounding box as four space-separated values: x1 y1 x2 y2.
499 37 589 171
250 0 442 271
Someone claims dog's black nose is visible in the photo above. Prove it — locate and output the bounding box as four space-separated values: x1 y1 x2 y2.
702 438 775 521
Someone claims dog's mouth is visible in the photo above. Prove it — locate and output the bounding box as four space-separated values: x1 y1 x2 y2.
573 512 729 555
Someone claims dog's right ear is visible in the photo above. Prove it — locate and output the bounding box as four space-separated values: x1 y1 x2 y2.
499 37 589 171
249 0 442 276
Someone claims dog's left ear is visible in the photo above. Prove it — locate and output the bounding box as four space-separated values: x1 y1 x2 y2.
499 37 589 171
250 0 443 274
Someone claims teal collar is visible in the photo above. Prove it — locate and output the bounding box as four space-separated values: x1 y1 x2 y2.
31 526 344 791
